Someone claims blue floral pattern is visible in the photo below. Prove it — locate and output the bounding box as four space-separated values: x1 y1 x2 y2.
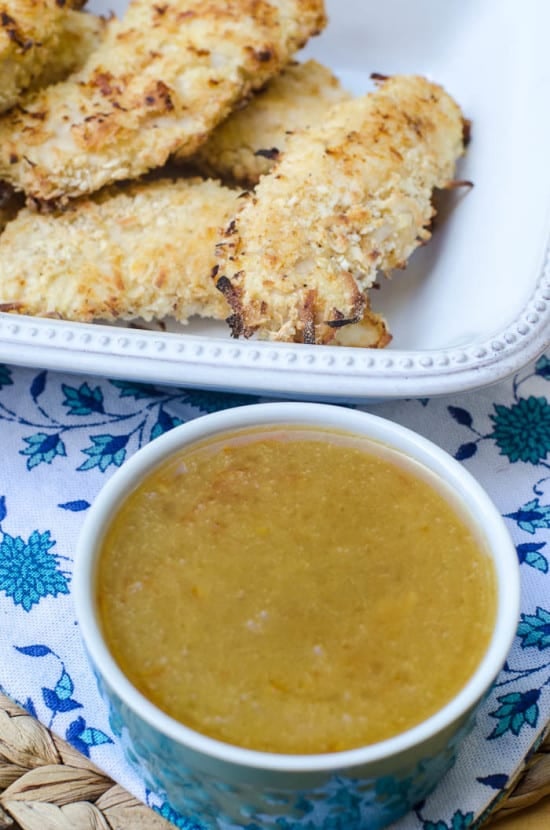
0 356 548 830
11 644 111 753
0 497 69 611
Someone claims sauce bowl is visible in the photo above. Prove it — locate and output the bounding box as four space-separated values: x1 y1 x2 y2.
74 402 520 830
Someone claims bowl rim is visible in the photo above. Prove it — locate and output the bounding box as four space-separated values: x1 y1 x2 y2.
74 401 521 773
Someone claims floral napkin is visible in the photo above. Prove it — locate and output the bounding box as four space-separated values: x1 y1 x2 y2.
0 353 549 830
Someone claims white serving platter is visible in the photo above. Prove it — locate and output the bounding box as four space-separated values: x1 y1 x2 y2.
0 0 548 401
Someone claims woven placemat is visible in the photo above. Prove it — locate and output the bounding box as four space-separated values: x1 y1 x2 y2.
0 692 548 830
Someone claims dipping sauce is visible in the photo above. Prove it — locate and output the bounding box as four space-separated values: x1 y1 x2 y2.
97 427 496 754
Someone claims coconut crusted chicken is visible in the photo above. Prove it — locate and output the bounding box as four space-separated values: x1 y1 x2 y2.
0 0 92 113
185 59 351 187
215 74 466 346
32 10 108 91
0 0 326 204
0 178 238 323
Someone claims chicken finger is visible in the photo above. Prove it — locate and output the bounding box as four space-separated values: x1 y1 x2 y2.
215 75 466 345
0 0 326 204
0 177 238 323
32 11 107 92
0 0 88 113
184 59 351 187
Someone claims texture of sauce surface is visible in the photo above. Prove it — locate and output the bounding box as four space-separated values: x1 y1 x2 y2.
97 427 496 754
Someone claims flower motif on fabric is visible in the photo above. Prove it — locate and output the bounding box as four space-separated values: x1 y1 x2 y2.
78 433 130 472
506 499 550 573
506 499 550 534
489 396 550 464
3 370 261 480
447 355 550 467
518 607 550 650
446 356 550 578
486 605 550 742
0 497 69 611
488 689 540 739
20 432 66 469
0 370 264 483
14 644 112 756
62 381 105 415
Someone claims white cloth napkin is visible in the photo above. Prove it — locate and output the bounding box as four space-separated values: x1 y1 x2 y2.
0 354 549 830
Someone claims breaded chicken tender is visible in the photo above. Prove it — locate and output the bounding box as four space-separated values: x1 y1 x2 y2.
0 178 238 323
0 0 86 113
216 75 466 346
32 11 107 91
185 59 351 187
0 0 326 204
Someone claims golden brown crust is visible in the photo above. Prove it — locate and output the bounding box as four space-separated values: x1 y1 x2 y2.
215 75 465 345
0 177 239 323
184 59 351 187
0 0 327 203
30 11 107 92
0 0 92 113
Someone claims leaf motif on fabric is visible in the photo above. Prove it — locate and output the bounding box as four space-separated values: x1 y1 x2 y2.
476 774 508 790
448 406 474 428
14 644 53 657
23 696 37 719
454 442 477 461
54 669 74 700
58 500 90 512
30 370 47 401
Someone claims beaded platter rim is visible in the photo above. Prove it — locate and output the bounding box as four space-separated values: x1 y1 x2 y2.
0 240 547 402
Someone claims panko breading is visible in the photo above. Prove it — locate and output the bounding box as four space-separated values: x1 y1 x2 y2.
0 178 238 323
0 0 85 113
0 0 326 204
31 11 107 92
216 75 466 345
185 59 351 187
